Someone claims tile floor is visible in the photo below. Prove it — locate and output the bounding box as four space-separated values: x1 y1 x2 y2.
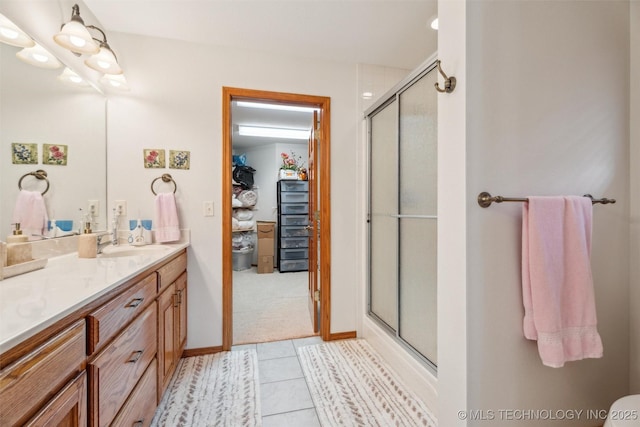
232 336 324 427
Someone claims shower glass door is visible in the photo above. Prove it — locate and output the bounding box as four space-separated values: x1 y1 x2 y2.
367 61 438 369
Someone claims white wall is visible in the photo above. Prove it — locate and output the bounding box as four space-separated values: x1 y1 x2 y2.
465 2 630 425
630 0 640 394
105 33 359 348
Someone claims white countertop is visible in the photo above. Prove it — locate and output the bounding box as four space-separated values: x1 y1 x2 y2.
0 242 189 354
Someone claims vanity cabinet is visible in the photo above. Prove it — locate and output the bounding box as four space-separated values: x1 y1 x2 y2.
0 320 86 426
157 254 187 400
0 248 188 427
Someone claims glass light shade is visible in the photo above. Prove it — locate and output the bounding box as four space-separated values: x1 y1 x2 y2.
0 14 35 48
16 43 62 69
85 45 122 75
58 67 89 87
100 73 130 91
53 20 99 54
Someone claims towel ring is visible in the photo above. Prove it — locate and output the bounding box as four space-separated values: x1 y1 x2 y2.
151 173 177 195
18 170 50 195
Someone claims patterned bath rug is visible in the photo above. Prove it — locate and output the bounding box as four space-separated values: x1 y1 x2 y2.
152 350 261 427
298 339 437 427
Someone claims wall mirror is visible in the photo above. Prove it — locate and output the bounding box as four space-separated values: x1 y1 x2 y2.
0 7 107 240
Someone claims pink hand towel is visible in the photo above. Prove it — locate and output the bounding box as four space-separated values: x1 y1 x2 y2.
522 196 603 368
12 190 48 239
154 193 180 243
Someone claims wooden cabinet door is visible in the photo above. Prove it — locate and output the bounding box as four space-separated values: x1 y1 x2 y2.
157 283 176 400
25 371 87 427
175 272 187 356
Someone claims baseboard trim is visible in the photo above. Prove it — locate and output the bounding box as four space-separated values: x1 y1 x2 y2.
329 331 357 341
182 346 224 357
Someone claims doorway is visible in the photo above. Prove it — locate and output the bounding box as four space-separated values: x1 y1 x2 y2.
222 87 331 351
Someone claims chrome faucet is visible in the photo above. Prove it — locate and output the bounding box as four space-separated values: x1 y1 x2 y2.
96 233 113 254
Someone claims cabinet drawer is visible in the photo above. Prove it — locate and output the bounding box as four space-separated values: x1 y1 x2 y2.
111 359 157 427
89 304 157 427
280 259 309 272
157 251 187 292
280 215 308 226
280 248 309 260
279 181 309 192
280 192 309 203
280 225 309 238
0 320 85 427
25 371 87 427
87 273 157 354
279 203 308 214
280 237 308 248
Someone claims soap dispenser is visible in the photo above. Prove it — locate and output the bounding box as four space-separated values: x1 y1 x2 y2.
77 222 97 258
6 223 32 266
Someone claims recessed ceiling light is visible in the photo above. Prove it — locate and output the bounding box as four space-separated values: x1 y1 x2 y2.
362 91 374 100
430 17 439 30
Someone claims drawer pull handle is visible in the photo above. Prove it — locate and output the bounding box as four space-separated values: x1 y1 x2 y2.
176 289 182 304
126 297 144 308
133 419 144 427
127 350 143 363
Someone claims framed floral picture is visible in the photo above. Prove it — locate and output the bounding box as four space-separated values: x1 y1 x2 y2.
12 143 38 164
169 150 190 170
43 144 68 165
144 149 165 168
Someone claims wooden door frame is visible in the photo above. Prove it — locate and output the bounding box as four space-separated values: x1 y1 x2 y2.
222 87 331 350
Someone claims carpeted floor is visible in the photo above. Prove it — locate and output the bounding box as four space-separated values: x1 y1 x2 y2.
233 267 314 344
151 350 261 427
298 340 438 427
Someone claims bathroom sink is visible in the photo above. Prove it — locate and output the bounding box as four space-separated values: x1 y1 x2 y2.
98 245 171 258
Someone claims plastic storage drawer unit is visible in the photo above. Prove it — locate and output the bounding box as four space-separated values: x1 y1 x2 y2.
280 203 308 214
281 225 309 238
280 248 309 260
279 181 309 192
280 237 309 248
280 192 309 203
280 259 309 272
280 215 308 226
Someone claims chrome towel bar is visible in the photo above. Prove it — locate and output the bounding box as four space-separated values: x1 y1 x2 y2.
477 192 616 208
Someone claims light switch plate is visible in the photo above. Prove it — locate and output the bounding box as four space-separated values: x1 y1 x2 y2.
115 200 127 216
204 201 214 217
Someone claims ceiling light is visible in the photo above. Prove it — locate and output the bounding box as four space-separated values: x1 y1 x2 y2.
16 43 62 69
100 73 130 91
236 101 318 113
362 91 373 99
85 42 122 74
0 14 35 48
53 4 99 55
430 17 439 30
58 67 89 86
238 126 310 140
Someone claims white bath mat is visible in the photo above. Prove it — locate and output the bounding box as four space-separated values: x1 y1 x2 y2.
298 339 437 427
152 350 261 426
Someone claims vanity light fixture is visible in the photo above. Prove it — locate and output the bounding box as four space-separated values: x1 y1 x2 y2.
236 101 319 113
54 4 124 75
16 43 62 69
100 73 130 91
58 67 89 87
53 4 99 55
238 125 310 140
0 14 35 48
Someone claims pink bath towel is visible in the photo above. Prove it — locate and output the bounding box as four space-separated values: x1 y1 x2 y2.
522 196 603 368
12 190 48 239
154 193 180 243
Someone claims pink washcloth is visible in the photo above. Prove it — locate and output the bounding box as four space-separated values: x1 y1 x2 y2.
12 190 48 239
522 196 603 368
154 193 180 243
